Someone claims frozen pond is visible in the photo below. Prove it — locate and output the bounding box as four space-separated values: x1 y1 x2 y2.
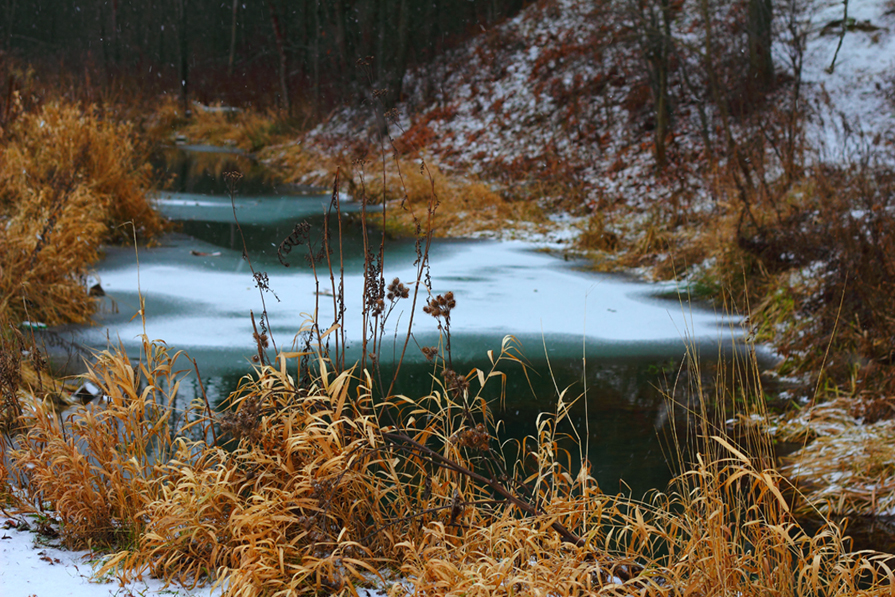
58 147 758 496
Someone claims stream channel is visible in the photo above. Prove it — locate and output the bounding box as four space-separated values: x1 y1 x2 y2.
58 146 769 499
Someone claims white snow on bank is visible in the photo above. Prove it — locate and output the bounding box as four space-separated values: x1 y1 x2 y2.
0 516 390 597
294 0 894 250
799 0 895 160
0 516 219 597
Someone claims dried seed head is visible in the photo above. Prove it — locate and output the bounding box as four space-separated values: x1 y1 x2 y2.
450 423 490 451
443 369 469 396
253 331 269 349
387 277 409 301
426 292 456 320
422 475 432 501
421 346 438 361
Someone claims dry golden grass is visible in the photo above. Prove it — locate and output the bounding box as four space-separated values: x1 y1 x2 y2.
5 344 892 597
105 359 388 594
148 97 289 153
1 328 892 596
261 141 545 238
0 99 165 326
10 336 186 550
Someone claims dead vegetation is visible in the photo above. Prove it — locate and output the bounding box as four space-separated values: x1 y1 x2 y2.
0 98 165 327
6 326 895 595
2 124 894 596
149 96 296 153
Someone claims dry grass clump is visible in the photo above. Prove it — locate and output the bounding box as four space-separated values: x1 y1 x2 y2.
364 157 540 237
0 99 165 326
108 360 388 594
783 420 895 519
754 395 895 519
10 337 185 550
149 97 291 153
3 331 893 595
261 141 543 237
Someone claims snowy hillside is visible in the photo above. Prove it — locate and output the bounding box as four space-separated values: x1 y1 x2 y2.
299 0 894 214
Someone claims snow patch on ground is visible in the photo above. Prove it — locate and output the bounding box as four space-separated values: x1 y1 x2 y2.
0 516 219 597
0 516 391 597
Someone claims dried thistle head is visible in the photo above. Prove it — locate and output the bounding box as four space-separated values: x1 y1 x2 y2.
450 423 490 451
443 369 468 397
220 397 262 445
387 277 409 301
424 291 456 320
253 331 269 349
421 346 438 361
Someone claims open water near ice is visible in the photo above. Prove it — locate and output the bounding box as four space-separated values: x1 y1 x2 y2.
55 146 766 498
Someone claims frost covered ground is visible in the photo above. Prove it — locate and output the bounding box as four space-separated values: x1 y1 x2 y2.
0 515 221 597
284 0 895 243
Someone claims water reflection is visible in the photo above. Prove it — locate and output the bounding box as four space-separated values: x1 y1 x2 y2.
154 145 281 196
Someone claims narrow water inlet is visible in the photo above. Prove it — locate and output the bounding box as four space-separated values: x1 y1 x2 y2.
50 146 768 498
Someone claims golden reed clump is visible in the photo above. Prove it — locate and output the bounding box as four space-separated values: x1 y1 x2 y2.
0 99 165 326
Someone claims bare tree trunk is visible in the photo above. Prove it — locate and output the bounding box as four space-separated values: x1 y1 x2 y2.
228 0 239 76
701 0 759 229
333 0 349 80
312 0 320 107
377 0 388 88
266 0 291 116
633 0 674 169
392 0 410 103
747 0 774 91
654 0 672 169
176 0 189 118
784 0 805 180
111 0 120 65
2 0 16 51
826 0 848 74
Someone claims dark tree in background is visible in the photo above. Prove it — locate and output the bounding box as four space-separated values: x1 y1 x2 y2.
629 0 678 170
0 0 527 114
747 0 774 93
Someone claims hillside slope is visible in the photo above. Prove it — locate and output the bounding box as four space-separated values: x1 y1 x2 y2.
275 0 893 246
